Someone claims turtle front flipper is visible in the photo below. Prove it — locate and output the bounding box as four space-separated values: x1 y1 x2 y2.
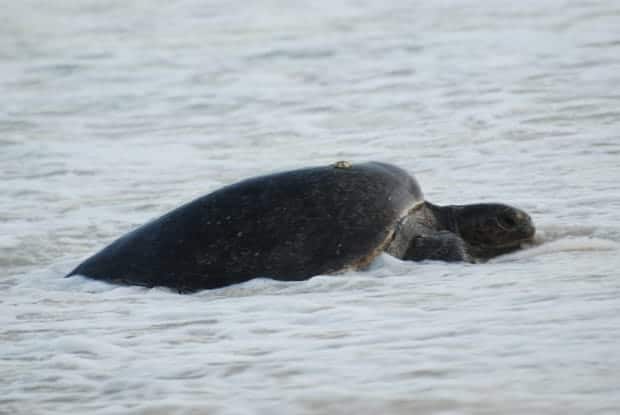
403 231 474 263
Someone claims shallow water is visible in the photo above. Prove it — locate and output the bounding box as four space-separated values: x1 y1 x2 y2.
2 0 620 414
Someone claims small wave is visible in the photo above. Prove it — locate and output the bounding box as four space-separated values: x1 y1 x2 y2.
534 224 600 240
534 236 617 253
500 235 619 262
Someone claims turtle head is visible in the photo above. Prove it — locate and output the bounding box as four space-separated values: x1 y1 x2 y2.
450 203 536 259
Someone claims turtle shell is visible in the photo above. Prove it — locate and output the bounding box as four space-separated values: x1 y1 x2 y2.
69 161 424 291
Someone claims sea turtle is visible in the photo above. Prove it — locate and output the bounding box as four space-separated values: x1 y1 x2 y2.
66 161 535 292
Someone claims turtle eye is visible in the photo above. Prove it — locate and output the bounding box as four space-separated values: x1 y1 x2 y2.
498 212 517 228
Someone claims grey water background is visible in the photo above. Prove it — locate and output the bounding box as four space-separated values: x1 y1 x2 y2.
2 0 620 414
